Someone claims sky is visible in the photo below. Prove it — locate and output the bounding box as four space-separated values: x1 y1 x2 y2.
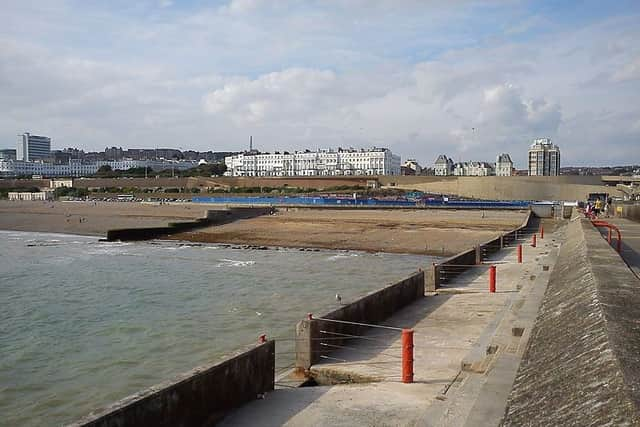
1 0 639 168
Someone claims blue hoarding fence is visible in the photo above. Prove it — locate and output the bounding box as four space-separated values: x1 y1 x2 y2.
191 196 531 209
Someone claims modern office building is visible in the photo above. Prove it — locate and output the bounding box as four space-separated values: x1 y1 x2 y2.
224 147 401 177
495 153 514 176
17 133 51 161
0 149 17 160
528 138 560 176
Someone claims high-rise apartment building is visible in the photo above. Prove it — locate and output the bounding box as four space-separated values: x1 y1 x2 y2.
528 138 560 176
17 133 51 161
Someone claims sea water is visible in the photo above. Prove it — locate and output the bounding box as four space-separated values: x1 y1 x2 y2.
0 230 435 426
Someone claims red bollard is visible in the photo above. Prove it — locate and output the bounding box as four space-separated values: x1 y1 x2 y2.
401 329 414 384
532 234 537 248
540 226 544 239
258 334 267 343
489 265 496 293
517 244 523 263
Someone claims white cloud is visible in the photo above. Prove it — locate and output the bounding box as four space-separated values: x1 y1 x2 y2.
0 2 639 167
203 68 345 124
611 57 640 82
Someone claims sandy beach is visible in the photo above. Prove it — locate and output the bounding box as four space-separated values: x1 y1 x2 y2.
171 208 528 255
0 201 527 254
0 200 205 236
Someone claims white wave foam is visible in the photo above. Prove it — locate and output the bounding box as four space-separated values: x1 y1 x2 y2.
327 253 360 261
216 259 255 268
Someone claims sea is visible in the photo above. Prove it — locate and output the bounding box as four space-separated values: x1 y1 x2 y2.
0 230 436 426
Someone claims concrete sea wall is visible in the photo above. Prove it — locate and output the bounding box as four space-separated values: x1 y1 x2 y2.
428 211 538 291
380 175 618 202
614 202 640 222
106 207 271 241
502 216 640 426
71 341 275 427
295 270 425 371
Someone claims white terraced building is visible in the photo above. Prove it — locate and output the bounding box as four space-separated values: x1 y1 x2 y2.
0 159 198 178
224 148 401 177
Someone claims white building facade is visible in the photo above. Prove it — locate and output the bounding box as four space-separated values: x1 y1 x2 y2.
224 148 401 177
528 138 560 176
495 153 514 176
453 162 494 176
0 159 198 178
434 155 454 176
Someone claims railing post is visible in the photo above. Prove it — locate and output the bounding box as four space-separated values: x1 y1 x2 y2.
607 228 612 244
517 244 523 263
540 226 544 239
532 234 537 248
489 265 496 293
402 329 414 383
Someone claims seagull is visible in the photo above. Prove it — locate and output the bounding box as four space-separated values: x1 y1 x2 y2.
255 311 262 316
335 293 342 304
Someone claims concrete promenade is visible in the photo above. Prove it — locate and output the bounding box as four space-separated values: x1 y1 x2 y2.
220 228 562 426
605 217 640 279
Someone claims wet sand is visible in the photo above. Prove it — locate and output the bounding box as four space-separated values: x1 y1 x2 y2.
0 200 204 236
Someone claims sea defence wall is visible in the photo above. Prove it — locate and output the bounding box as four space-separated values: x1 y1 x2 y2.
380 175 619 202
428 211 538 291
502 215 640 426
71 340 275 427
106 207 270 241
295 270 425 371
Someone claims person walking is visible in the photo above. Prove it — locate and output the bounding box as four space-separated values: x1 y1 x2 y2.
594 198 603 217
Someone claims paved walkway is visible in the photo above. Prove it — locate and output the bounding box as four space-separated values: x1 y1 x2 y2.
220 229 563 426
597 217 640 279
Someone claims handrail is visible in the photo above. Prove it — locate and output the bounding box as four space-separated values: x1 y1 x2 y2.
591 220 622 253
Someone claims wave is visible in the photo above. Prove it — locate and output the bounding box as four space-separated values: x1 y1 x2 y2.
216 259 256 268
327 253 360 261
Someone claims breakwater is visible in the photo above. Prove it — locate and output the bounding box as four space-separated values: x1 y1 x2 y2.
295 270 425 372
71 341 275 427
503 214 640 425
428 210 538 291
106 207 270 241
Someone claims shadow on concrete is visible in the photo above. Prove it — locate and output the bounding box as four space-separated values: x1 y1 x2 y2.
218 386 333 427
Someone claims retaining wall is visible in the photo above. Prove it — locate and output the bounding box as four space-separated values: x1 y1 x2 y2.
71 341 275 427
428 211 537 291
502 216 640 426
614 202 640 222
295 270 424 371
380 175 619 201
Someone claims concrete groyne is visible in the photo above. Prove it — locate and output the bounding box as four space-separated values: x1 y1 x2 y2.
70 340 275 427
106 207 271 241
502 215 640 426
